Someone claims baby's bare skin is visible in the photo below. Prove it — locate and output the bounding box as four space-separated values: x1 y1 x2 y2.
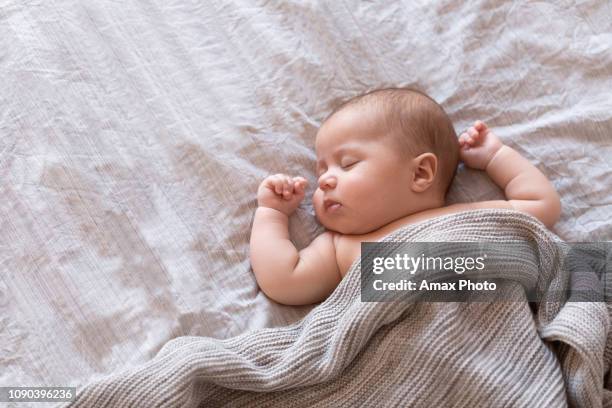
250 107 561 306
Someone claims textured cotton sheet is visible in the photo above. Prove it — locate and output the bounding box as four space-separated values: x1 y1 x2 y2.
1 0 611 402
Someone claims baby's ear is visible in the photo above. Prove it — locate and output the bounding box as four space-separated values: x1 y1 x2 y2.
411 153 437 192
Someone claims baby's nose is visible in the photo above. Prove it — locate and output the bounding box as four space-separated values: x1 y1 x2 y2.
318 174 337 190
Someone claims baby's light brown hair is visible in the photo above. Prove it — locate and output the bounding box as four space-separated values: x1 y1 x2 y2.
325 87 459 196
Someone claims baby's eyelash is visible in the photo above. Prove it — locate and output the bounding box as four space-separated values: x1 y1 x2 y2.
341 161 359 169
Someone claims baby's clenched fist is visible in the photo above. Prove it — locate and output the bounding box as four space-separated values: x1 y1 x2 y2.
459 121 504 170
257 174 309 216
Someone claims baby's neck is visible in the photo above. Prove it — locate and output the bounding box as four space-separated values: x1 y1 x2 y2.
405 193 446 217
366 193 447 236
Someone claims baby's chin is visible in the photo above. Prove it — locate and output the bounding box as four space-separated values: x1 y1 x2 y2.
317 214 380 235
315 210 344 233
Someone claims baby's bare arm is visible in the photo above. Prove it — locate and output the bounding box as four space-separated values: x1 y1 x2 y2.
459 121 561 228
485 145 561 227
250 175 341 305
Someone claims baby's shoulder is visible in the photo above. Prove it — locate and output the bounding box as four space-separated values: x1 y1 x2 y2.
308 230 340 253
374 201 511 238
443 200 513 214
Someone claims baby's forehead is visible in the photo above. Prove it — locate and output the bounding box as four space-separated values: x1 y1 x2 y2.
315 106 395 151
315 129 377 157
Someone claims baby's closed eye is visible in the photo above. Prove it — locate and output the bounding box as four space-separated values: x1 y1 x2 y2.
341 159 360 169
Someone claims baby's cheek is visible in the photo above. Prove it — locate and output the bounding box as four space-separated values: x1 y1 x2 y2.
312 190 323 213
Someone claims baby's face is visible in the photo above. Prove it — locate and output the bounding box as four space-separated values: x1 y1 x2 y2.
313 107 418 235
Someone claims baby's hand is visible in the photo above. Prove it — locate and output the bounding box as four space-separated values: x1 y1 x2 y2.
458 121 504 170
257 174 309 216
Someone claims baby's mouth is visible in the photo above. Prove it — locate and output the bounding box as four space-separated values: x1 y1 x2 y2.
324 198 342 212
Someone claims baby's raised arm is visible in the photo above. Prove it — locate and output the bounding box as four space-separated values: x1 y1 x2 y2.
458 121 562 228
249 174 341 305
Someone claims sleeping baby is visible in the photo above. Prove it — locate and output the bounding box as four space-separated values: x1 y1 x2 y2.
249 88 561 305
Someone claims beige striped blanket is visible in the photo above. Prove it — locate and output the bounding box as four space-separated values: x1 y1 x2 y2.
67 210 612 407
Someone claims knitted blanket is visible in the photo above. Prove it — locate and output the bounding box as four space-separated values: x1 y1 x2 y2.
67 209 611 407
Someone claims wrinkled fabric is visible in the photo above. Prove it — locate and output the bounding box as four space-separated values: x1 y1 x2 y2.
0 0 611 400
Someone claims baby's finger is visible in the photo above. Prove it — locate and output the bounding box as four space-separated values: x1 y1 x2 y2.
294 180 306 194
294 176 308 187
266 176 280 194
286 177 293 192
288 176 298 191
272 177 284 195
283 177 292 199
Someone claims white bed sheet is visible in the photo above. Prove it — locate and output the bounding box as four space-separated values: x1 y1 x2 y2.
1 0 611 396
